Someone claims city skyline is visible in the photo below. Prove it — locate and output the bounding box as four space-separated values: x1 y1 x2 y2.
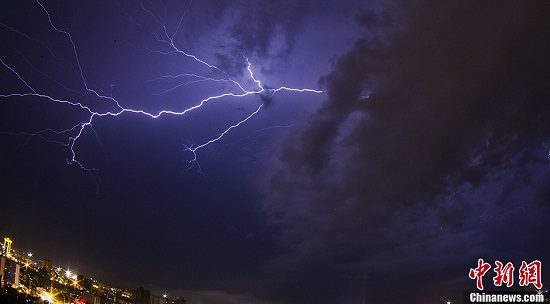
1 235 184 303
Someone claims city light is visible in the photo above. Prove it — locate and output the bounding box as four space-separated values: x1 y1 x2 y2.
39 289 58 304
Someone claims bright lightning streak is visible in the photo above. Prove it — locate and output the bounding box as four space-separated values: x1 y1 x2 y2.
0 1 323 174
184 104 264 171
0 59 37 94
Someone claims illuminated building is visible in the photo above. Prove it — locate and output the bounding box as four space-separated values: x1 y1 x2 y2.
2 238 12 257
0 256 20 287
114 287 135 304
0 256 4 287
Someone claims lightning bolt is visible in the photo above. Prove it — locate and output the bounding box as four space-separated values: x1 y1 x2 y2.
478 207 526 221
0 0 323 174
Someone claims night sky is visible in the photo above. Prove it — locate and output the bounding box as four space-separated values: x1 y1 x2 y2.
1 1 550 303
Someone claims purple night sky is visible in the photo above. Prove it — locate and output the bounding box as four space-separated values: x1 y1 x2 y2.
1 1 550 303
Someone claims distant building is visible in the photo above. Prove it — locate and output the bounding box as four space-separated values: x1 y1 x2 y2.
0 256 4 287
151 294 165 304
41 258 53 274
0 256 20 287
114 288 135 304
82 291 101 304
135 287 151 304
82 277 93 291
174 296 187 304
150 294 186 304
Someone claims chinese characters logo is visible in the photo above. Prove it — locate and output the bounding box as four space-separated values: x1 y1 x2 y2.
469 258 542 290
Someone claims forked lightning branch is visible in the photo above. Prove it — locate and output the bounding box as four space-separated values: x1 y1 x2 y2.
0 0 323 173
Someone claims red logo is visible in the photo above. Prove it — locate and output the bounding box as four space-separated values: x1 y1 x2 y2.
469 259 542 290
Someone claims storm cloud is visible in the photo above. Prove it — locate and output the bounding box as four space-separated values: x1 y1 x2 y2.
263 1 550 303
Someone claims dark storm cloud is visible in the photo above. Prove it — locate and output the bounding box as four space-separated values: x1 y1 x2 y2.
212 0 313 75
263 1 550 303
228 1 310 57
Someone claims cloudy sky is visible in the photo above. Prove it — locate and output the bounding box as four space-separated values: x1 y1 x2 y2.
1 1 550 303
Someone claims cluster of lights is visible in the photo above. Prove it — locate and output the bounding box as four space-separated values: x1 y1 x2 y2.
1 235 142 304
39 289 59 304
